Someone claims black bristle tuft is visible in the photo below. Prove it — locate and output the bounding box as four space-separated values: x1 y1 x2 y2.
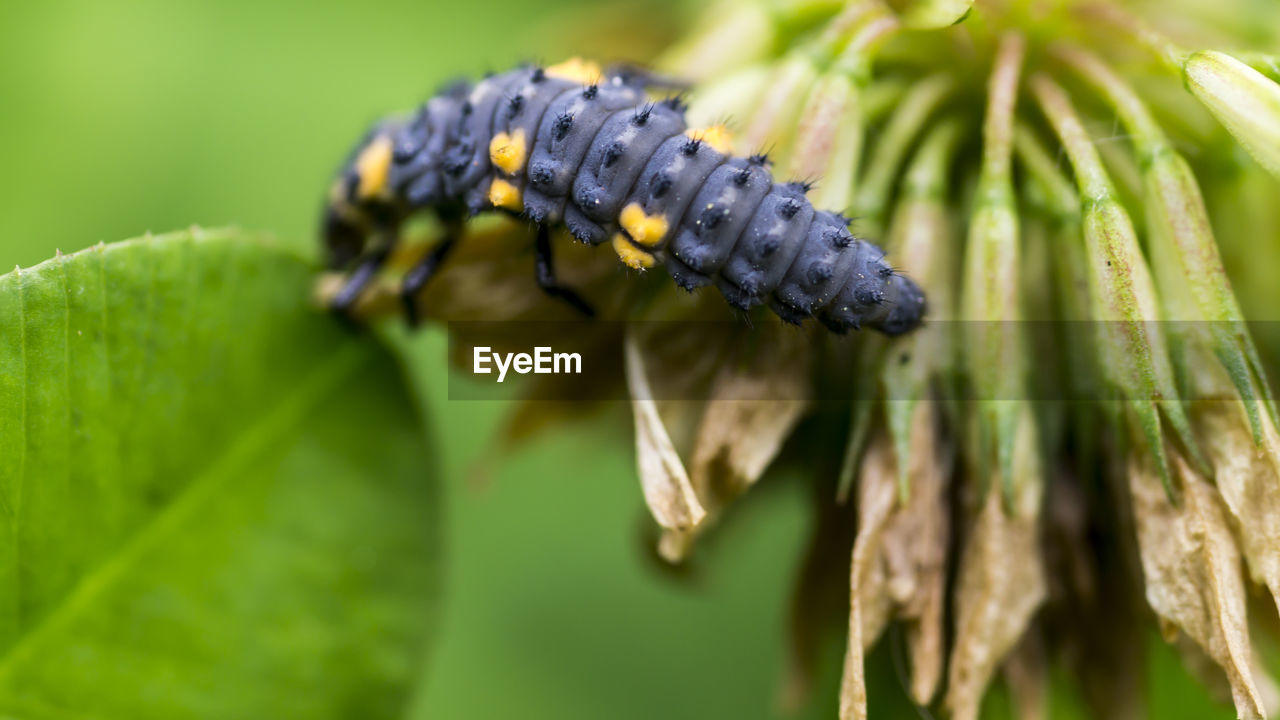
778 198 802 219
700 205 727 230
553 112 574 140
660 94 688 113
680 137 701 156
855 288 886 305
825 226 854 248
530 163 554 188
807 261 833 284
651 172 672 197
603 141 624 167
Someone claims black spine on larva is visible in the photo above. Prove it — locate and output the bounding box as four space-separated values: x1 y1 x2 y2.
333 63 925 336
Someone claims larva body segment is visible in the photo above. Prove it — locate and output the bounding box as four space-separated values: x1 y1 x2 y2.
323 60 927 335
395 92 467 208
717 183 814 310
667 157 772 288
445 71 528 207
521 82 642 224
485 71 576 205
566 102 686 245
621 134 727 246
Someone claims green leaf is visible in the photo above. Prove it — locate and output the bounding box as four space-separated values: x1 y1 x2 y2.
0 228 439 719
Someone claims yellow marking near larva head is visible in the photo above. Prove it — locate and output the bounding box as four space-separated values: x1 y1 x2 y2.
488 128 527 175
545 57 602 84
612 233 655 270
619 203 669 248
684 124 734 154
354 135 394 199
488 179 523 211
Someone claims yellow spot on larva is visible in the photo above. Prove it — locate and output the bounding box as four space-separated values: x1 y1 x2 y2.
684 124 734 154
619 203 669 248
545 57 602 84
354 135 394 199
488 128 527 175
612 233 655 270
488 179 523 210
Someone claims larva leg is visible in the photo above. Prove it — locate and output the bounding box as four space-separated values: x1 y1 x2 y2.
329 244 392 322
535 224 595 317
401 228 460 328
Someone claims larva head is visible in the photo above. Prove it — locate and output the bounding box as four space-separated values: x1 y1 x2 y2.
876 272 927 336
321 119 406 269
819 250 928 335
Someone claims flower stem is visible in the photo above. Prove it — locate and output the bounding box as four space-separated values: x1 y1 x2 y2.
852 73 955 235
1031 73 1207 496
962 32 1027 505
1054 43 1279 441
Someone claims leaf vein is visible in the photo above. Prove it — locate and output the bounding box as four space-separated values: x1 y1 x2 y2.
0 341 370 683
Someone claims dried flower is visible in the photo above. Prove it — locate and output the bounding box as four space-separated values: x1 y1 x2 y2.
322 0 1280 716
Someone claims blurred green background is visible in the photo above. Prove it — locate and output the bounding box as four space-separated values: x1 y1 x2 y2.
0 1 1241 718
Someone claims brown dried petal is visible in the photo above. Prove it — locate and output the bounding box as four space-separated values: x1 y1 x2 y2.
648 324 814 562
945 408 1046 720
689 325 813 500
1193 396 1280 619
838 404 950 717
878 402 949 706
1127 450 1269 719
624 331 706 532
838 433 898 720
